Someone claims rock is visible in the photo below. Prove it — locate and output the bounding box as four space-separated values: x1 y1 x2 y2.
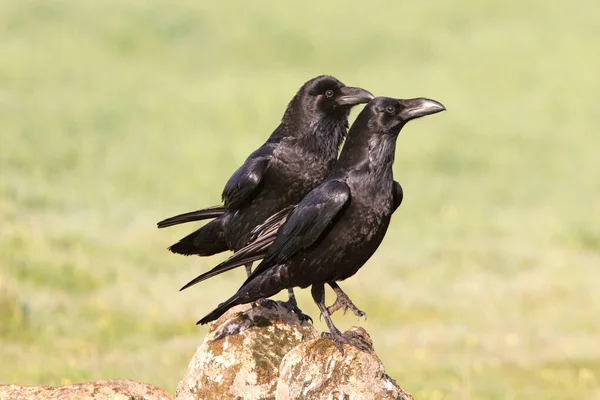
277 326 414 400
2 302 413 400
176 302 413 400
0 379 173 400
175 302 318 400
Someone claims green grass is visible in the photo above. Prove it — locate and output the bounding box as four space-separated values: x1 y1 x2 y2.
1 1 599 398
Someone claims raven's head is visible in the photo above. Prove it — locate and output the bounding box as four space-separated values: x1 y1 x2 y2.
366 96 446 134
333 96 446 172
292 75 374 120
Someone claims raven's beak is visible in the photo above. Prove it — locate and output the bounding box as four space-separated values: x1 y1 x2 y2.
399 98 446 121
336 87 375 106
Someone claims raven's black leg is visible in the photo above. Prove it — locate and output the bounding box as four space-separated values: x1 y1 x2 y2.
247 262 271 309
311 283 369 354
327 282 367 320
244 262 253 277
279 288 313 323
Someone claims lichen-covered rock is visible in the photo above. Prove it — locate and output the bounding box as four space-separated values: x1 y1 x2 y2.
0 379 172 400
276 327 414 400
2 302 413 400
176 302 318 400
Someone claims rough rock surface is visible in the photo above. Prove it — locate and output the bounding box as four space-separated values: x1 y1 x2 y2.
176 301 413 400
277 326 413 400
175 302 318 400
2 301 413 400
0 379 173 400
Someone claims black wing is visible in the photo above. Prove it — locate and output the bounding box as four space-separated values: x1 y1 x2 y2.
249 180 351 279
179 206 293 291
392 180 403 213
221 154 270 211
157 205 226 228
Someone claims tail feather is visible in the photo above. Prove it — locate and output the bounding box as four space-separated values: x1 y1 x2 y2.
157 205 226 228
180 253 265 291
180 225 277 290
197 264 290 325
168 217 229 256
197 296 241 325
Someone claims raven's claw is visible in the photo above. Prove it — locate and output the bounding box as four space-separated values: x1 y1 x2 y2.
321 331 370 355
327 291 367 320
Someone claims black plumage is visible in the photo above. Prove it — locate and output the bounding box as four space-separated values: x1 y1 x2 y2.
181 179 403 290
195 96 445 351
180 179 403 319
157 76 373 315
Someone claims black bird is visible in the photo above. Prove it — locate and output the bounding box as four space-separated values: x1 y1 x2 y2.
180 169 404 320
195 96 445 351
157 75 373 316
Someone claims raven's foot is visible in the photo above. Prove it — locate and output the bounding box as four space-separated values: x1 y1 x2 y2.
253 298 312 323
321 330 371 355
256 298 279 310
283 288 313 323
279 298 313 324
327 291 367 320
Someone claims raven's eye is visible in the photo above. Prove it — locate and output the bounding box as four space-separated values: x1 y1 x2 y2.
325 89 334 98
385 105 396 114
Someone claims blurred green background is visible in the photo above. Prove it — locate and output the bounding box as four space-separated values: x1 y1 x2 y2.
1 1 599 399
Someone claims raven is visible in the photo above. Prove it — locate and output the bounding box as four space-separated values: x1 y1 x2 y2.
180 172 404 320
157 76 373 317
195 96 445 351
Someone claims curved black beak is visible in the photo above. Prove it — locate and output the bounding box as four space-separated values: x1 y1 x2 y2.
336 86 375 106
399 98 446 121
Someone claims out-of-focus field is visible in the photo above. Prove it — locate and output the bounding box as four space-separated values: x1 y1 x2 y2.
1 1 599 399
